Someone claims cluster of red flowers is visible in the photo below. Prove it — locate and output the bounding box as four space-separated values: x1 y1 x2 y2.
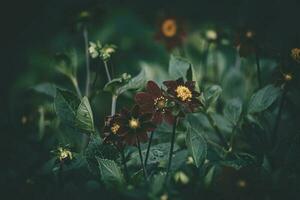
102 78 201 147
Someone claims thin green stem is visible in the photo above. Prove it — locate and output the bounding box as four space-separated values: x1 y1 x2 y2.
83 27 91 97
166 117 178 181
255 48 262 88
136 136 148 181
272 85 288 146
70 77 82 98
205 112 230 150
103 60 112 82
120 149 129 182
229 114 244 150
144 131 154 166
111 95 117 116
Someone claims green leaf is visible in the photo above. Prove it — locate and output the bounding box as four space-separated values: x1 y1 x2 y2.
247 84 281 113
96 157 124 188
115 68 146 96
169 55 191 81
150 173 166 196
220 153 256 170
75 96 95 134
31 83 57 97
204 85 222 107
55 49 78 78
204 166 216 188
54 89 80 126
127 142 179 166
224 98 243 125
185 126 207 167
103 77 124 93
85 135 120 175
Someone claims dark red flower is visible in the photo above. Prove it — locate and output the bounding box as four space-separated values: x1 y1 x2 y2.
155 17 186 50
163 78 201 112
116 105 156 146
135 81 175 125
234 30 256 57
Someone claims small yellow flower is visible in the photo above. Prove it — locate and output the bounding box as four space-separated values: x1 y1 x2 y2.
129 118 140 129
160 193 168 200
283 73 293 82
206 30 218 41
186 156 194 165
111 123 120 134
161 19 177 38
237 179 247 188
58 147 73 161
176 85 192 101
174 171 190 184
245 30 255 39
79 11 90 18
291 48 300 63
21 116 27 124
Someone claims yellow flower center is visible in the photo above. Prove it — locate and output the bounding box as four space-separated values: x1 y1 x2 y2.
161 19 177 38
154 96 167 111
291 48 300 62
284 73 293 81
129 118 140 129
111 123 120 134
175 85 192 101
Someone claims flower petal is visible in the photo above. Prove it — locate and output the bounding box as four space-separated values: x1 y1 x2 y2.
131 105 140 118
152 112 163 124
135 92 153 104
163 111 175 125
163 80 177 89
147 81 162 97
138 133 148 143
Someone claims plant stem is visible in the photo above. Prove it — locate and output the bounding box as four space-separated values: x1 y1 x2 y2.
272 85 288 145
144 131 154 166
136 136 148 181
255 48 262 88
166 116 178 181
58 161 64 190
103 60 112 82
205 112 230 150
120 149 129 182
229 114 244 150
111 95 117 116
83 27 91 97
71 77 82 98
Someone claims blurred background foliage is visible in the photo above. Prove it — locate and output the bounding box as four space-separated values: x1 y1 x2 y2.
1 0 300 199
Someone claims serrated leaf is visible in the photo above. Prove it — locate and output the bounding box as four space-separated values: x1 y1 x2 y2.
204 85 222 107
169 55 191 81
248 84 281 113
185 126 207 167
116 68 146 95
75 96 95 134
96 157 124 188
224 98 243 125
85 135 120 175
54 89 80 126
